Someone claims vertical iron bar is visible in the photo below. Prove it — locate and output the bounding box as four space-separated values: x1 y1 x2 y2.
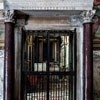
69 33 71 100
54 36 56 71
61 76 62 100
24 37 27 72
32 74 35 100
32 33 34 71
35 33 38 71
27 36 29 72
58 32 60 72
25 74 27 100
42 38 43 72
37 32 39 72
64 32 66 72
38 75 39 99
47 31 50 100
66 76 68 100
71 33 73 100
54 75 57 98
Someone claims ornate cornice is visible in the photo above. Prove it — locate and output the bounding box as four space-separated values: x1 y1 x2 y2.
3 10 15 23
4 0 94 10
80 10 95 23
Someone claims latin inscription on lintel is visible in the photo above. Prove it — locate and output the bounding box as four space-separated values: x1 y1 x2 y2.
5 0 94 10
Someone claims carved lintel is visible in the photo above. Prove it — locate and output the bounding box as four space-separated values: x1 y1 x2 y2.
3 10 15 23
80 10 95 23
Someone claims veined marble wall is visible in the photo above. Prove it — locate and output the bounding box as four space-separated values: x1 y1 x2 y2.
93 51 100 100
0 50 4 100
0 18 4 100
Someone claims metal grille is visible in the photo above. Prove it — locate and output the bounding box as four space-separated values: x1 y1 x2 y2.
21 30 76 100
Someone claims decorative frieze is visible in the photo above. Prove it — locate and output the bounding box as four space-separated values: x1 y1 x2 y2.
80 10 95 23
3 10 15 23
4 0 94 10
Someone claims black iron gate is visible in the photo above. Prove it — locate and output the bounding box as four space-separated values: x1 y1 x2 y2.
21 30 76 100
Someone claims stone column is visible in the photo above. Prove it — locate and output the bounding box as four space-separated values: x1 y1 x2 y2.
81 10 95 100
3 10 15 100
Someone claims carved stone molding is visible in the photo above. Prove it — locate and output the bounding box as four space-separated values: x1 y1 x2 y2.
4 0 94 10
3 10 15 23
80 10 95 23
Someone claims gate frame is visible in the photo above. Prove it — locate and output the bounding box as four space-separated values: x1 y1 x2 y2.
21 30 77 100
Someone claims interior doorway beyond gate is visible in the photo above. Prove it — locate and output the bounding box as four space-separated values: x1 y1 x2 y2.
21 30 76 100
